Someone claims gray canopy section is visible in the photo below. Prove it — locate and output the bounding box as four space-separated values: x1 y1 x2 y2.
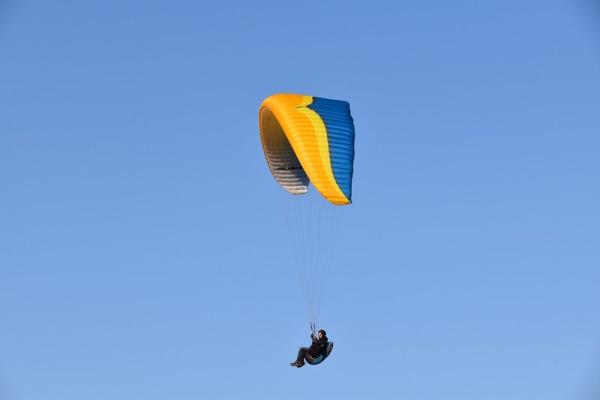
259 107 309 195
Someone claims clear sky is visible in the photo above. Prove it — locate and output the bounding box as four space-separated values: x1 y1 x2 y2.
1 1 600 399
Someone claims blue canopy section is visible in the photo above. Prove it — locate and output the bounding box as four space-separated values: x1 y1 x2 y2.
308 97 355 202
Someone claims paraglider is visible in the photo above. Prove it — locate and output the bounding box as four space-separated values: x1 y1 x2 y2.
290 329 333 368
259 93 355 366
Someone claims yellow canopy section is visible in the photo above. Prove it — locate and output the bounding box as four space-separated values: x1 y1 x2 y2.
259 94 351 205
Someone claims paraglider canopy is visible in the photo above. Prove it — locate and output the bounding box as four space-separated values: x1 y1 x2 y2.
259 93 355 205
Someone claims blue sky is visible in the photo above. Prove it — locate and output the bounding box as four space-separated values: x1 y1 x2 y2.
1 1 599 399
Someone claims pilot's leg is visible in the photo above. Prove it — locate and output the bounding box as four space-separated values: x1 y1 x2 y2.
290 347 309 367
